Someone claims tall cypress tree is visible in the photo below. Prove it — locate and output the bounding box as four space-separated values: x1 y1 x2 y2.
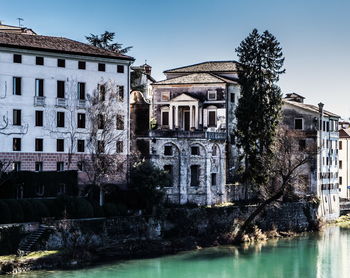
235 29 285 189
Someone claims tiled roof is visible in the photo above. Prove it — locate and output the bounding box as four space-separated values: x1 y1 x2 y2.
339 128 350 138
283 100 340 118
164 61 239 73
152 72 238 85
0 32 134 60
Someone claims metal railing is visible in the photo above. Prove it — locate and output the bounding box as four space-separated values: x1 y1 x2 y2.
34 96 45 106
56 98 67 107
77 99 86 109
149 129 227 140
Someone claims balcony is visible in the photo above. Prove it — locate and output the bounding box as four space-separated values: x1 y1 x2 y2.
77 99 86 109
34 96 45 106
56 98 67 107
149 130 227 141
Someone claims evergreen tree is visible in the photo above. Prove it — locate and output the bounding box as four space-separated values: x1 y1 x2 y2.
235 29 285 190
86 31 132 54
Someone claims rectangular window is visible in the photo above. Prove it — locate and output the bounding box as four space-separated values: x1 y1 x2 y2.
57 112 65 127
78 82 85 100
78 61 86 70
164 145 173 156
35 111 43 126
118 86 124 101
116 141 123 153
98 114 104 129
13 54 22 63
57 162 64 172
13 162 21 171
340 160 343 169
98 63 106 72
207 90 217 100
116 114 124 130
13 77 21 95
208 111 216 127
77 113 86 128
97 140 105 153
13 138 21 151
56 139 64 152
230 93 235 103
117 65 124 73
299 139 306 151
36 56 44 65
340 141 343 150
77 139 85 152
164 165 173 185
13 109 21 126
190 165 200 186
57 80 65 98
294 118 303 130
35 138 43 152
211 173 217 186
340 177 343 185
57 59 65 68
161 92 170 101
191 146 200 155
35 162 43 172
99 84 106 101
35 79 44 96
326 122 330 132
162 111 169 126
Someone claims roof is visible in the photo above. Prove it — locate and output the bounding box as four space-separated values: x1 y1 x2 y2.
0 32 134 61
285 92 305 99
0 23 36 35
283 99 340 118
339 129 350 138
152 72 237 86
164 61 239 74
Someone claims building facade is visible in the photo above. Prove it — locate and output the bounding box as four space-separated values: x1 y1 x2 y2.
149 61 240 205
282 93 340 220
338 128 350 199
0 32 134 191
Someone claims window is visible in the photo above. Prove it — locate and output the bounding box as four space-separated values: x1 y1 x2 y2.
35 138 43 152
35 79 44 96
35 184 45 196
117 65 124 73
36 56 44 65
207 90 217 100
13 54 22 63
57 162 64 171
35 111 43 126
57 183 66 195
190 165 200 186
13 138 21 151
164 165 173 185
57 139 64 152
57 112 65 127
164 145 173 156
208 111 216 127
212 145 218 156
162 111 169 126
211 173 217 186
326 122 330 132
35 162 43 172
99 84 106 101
77 139 85 152
118 86 124 101
78 82 85 100
340 160 343 169
78 61 86 70
191 146 200 155
161 92 170 101
299 139 306 151
340 177 343 185
230 93 235 103
294 118 303 130
16 184 24 199
116 114 124 130
13 162 21 171
98 63 106 72
57 59 65 67
13 77 21 95
13 109 21 126
340 141 343 150
77 113 86 128
98 114 104 129
116 141 123 153
97 140 105 153
57 81 65 98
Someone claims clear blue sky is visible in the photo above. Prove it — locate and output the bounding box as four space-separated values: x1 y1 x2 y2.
2 0 350 118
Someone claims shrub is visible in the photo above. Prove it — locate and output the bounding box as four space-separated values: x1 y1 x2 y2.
18 199 35 222
0 200 11 224
90 201 105 218
75 198 94 218
31 199 50 221
41 199 60 218
4 199 24 223
103 203 119 217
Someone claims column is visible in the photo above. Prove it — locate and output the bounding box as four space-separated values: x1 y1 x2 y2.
190 105 193 129
195 104 199 130
169 104 173 130
175 105 179 129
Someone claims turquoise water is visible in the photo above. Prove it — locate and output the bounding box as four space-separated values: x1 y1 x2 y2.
15 226 350 278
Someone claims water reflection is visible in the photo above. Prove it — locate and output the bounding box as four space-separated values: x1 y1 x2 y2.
13 226 350 278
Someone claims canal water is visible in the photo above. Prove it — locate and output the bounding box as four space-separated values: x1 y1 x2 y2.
15 226 350 278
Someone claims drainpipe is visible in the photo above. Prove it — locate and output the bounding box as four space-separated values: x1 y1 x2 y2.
127 61 132 186
318 102 325 216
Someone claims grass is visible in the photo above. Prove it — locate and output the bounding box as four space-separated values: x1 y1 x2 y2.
0 250 60 263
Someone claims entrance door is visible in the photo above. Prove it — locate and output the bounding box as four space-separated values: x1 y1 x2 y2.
184 111 190 131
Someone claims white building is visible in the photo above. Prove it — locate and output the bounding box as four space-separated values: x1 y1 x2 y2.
0 32 134 188
338 128 350 199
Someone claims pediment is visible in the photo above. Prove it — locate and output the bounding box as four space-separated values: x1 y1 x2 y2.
171 93 198 102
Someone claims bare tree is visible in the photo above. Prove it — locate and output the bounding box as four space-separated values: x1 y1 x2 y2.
234 126 317 242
